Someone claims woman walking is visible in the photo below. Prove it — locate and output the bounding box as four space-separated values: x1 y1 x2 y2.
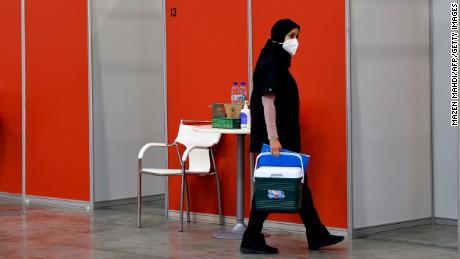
240 19 344 254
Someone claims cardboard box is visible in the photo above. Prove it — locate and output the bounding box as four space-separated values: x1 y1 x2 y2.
223 103 243 119
211 103 243 119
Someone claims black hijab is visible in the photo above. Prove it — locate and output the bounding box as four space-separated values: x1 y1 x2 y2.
256 19 300 69
270 18 300 43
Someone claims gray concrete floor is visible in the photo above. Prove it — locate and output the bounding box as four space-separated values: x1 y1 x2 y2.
368 224 458 250
1 198 460 259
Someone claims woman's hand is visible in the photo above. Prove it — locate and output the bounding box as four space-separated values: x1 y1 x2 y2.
270 138 282 157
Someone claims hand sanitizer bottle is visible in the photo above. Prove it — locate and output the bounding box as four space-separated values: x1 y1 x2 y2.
240 101 251 130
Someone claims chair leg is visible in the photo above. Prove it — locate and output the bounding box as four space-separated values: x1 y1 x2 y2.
137 171 142 228
164 177 169 220
179 172 185 232
184 174 191 223
210 149 223 225
215 171 223 225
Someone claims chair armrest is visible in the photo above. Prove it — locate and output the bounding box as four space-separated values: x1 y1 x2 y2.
181 145 211 163
138 142 176 159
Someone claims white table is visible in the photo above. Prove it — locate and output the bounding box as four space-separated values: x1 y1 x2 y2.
194 125 250 240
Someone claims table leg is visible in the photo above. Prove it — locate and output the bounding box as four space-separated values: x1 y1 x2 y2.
234 134 247 231
212 134 247 239
249 152 254 208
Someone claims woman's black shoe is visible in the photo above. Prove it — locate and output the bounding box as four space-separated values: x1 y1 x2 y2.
308 234 344 250
240 233 278 254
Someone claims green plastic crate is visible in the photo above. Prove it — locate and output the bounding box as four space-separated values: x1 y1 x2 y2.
212 118 241 129
254 177 303 213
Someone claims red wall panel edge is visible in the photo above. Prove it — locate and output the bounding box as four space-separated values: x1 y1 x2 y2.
251 0 347 228
166 0 249 217
0 0 23 195
25 0 90 202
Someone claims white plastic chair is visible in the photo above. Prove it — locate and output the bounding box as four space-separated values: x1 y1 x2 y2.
137 120 223 232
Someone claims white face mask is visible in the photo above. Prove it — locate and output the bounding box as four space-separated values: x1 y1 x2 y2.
282 39 299 56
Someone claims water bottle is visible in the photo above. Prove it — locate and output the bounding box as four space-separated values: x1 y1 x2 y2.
231 82 239 104
240 81 248 103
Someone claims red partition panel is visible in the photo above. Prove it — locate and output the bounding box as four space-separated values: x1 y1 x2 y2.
166 0 249 216
0 0 22 194
25 0 89 201
252 0 347 228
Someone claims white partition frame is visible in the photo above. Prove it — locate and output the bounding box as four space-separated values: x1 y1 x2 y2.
432 0 459 224
347 0 433 236
90 0 167 205
345 0 353 239
457 1 460 253
346 0 460 251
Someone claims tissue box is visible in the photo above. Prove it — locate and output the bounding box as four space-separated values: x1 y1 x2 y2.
212 118 241 129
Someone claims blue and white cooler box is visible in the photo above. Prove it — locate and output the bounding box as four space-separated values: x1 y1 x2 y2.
253 144 310 213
